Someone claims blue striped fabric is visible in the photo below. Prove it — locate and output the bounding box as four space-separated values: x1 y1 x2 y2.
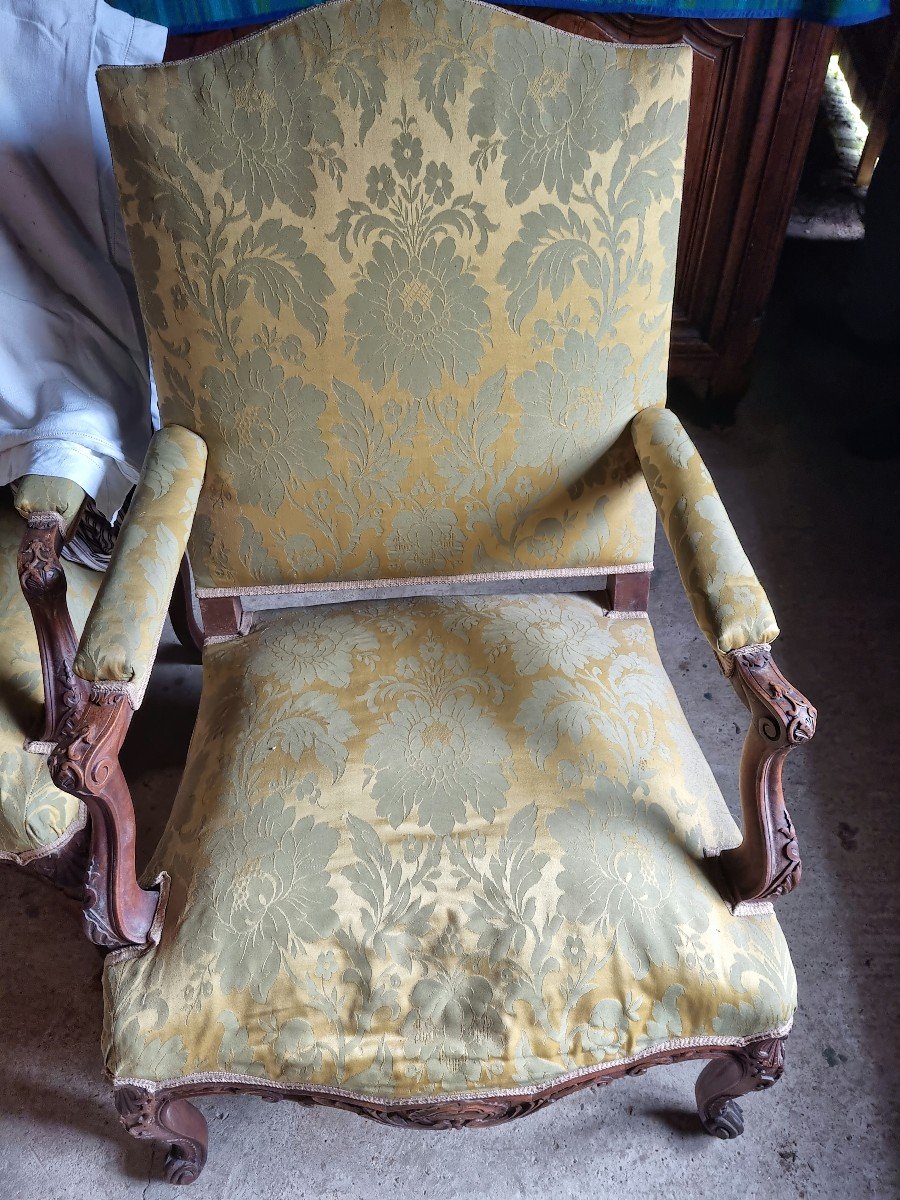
110 0 890 36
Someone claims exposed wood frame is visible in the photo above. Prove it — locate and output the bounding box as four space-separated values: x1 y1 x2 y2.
114 1034 787 1184
48 690 161 948
14 520 197 913
715 644 816 905
17 516 85 747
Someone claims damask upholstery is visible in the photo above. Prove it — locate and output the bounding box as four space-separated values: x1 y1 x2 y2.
74 426 207 704
13 474 87 536
632 408 780 654
98 0 690 593
104 594 795 1096
81 0 802 1127
0 491 99 861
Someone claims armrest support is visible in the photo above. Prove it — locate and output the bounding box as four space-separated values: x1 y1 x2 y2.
630 408 816 905
631 407 779 654
50 688 160 947
716 645 816 906
46 426 206 951
73 425 207 706
16 475 89 745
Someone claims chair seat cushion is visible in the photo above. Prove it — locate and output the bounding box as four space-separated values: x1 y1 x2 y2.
104 594 795 1099
0 493 99 861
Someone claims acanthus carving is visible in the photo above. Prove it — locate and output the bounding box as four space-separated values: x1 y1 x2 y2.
17 515 67 597
114 1035 788 1183
115 1086 208 1186
49 690 159 950
716 645 816 905
17 518 84 745
695 1035 786 1139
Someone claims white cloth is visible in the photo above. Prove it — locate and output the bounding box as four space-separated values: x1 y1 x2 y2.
0 0 167 517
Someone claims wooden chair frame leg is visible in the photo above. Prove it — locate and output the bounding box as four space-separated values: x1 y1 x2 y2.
111 1033 787 1184
696 1035 786 1138
116 1087 208 1186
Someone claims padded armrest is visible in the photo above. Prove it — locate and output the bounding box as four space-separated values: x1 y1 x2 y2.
14 474 87 539
73 426 207 705
631 407 778 654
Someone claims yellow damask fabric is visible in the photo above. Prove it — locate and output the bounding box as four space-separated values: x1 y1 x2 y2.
631 407 779 654
13 475 87 536
99 0 690 591
104 594 794 1095
0 492 99 859
74 426 207 699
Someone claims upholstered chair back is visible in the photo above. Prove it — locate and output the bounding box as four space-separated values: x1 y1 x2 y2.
100 0 690 595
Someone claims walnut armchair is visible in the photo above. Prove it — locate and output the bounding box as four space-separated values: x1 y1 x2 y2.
0 477 100 892
29 0 815 1183
2 471 202 902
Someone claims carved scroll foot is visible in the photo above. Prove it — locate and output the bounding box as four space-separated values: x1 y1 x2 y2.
695 1036 786 1139
115 1088 208 1185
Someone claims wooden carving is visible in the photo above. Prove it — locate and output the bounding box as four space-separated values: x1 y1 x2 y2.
17 517 85 744
49 690 160 949
695 1035 786 1137
717 645 816 905
113 1035 788 1184
116 1087 208 1186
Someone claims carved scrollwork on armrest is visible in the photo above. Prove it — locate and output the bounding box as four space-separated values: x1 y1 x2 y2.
49 688 160 949
715 644 816 906
17 515 84 746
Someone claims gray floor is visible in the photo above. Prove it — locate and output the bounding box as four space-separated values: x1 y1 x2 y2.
1 241 897 1198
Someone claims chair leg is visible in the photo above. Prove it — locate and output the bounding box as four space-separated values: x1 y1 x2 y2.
115 1086 208 1184
695 1036 786 1139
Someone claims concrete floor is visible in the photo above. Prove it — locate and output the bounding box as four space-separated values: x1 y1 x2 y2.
1 240 897 1198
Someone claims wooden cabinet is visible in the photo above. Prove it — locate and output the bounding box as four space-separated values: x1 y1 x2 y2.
526 12 834 403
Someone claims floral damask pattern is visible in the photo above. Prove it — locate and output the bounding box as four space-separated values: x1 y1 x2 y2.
103 595 796 1097
99 0 691 589
631 407 780 653
467 25 636 204
513 332 635 470
0 493 99 858
339 107 493 396
181 805 339 1003
202 348 328 517
74 426 207 694
166 36 344 221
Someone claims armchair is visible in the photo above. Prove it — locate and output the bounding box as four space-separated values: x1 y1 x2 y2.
0 476 100 891
4 458 204 900
33 0 815 1182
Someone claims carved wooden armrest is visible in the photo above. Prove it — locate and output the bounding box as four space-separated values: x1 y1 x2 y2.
49 686 161 949
17 514 85 748
714 644 817 906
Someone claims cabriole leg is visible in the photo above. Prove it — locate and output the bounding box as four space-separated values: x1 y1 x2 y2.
115 1086 208 1185
695 1036 786 1139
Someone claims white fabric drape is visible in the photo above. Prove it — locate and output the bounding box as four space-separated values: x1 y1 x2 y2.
0 0 167 517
